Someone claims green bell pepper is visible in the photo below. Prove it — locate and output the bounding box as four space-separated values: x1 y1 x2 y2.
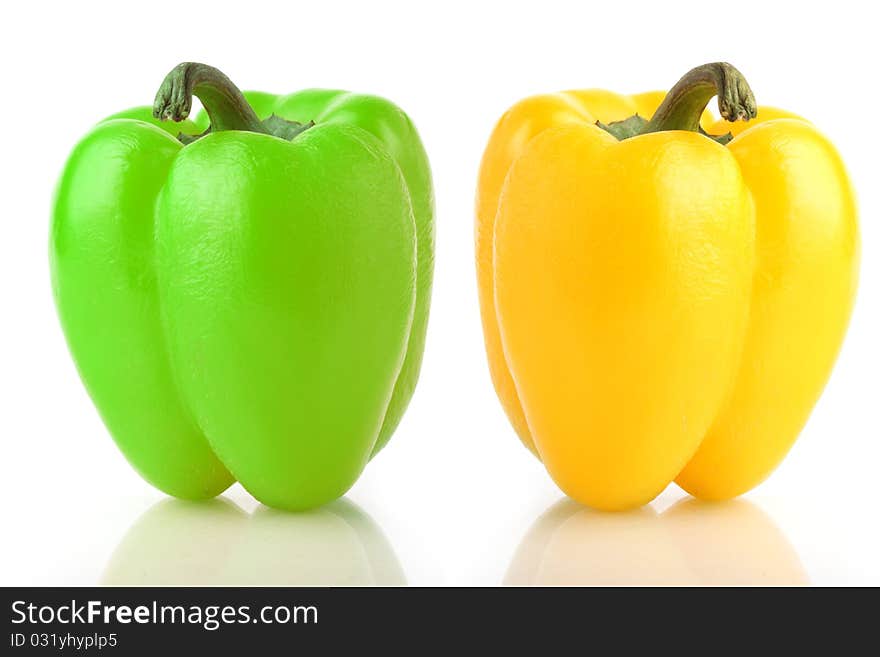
50 63 434 510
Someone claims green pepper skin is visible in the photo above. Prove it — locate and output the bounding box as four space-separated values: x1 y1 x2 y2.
233 89 435 455
51 77 433 510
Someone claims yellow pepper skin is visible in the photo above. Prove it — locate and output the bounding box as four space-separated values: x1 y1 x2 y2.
476 89 716 458
476 63 858 510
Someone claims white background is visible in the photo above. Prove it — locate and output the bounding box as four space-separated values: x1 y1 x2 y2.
1 0 877 586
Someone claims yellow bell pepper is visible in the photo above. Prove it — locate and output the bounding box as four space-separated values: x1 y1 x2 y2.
476 63 859 510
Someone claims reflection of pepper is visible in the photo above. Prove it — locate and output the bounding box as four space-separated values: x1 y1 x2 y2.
103 498 406 585
477 62 858 510
52 63 434 510
505 498 807 585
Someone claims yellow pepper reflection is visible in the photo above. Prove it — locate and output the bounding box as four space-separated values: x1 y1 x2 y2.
506 497 807 585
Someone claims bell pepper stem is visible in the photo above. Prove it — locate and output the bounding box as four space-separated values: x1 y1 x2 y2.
153 62 268 134
647 62 758 134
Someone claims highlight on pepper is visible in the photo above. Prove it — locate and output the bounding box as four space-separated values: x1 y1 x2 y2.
51 62 435 511
476 62 859 511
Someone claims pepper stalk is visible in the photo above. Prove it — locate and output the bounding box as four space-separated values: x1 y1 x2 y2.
152 62 312 144
598 62 758 144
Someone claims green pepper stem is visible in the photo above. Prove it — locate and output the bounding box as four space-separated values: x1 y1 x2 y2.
152 62 268 134
646 62 758 134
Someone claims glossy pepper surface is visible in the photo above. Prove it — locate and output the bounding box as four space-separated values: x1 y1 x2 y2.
476 63 858 510
52 63 434 510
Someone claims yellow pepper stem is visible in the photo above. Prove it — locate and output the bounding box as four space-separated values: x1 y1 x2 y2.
598 62 758 144
647 62 758 133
